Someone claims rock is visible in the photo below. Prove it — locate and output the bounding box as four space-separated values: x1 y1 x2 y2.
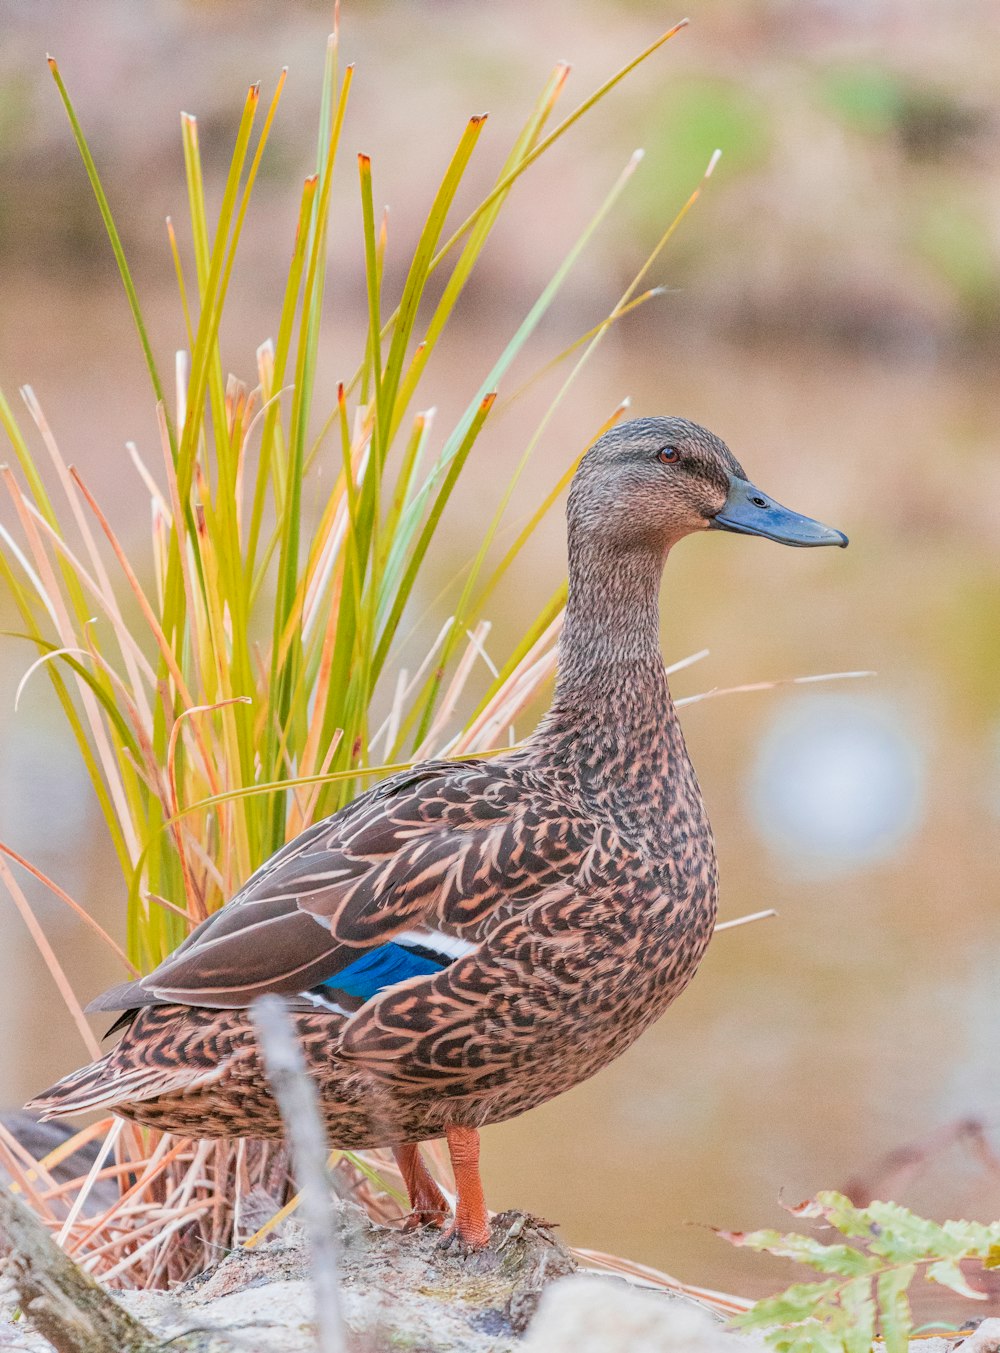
524 1274 766 1353
955 1321 1000 1352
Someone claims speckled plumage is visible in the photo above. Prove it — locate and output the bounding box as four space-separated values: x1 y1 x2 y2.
29 417 846 1245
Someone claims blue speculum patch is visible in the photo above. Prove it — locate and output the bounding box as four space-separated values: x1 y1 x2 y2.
320 942 448 1000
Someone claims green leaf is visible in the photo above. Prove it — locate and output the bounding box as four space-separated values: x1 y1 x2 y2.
806 1191 876 1239
720 1227 873 1276
863 1200 952 1264
724 1194 1000 1353
876 1264 915 1353
764 1325 845 1353
940 1217 1000 1254
735 1280 841 1328
837 1275 876 1353
926 1258 986 1300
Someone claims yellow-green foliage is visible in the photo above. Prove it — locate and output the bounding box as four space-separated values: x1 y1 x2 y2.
725 1190 1000 1352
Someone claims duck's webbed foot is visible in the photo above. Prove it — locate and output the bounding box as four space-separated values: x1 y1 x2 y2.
402 1206 449 1231
393 1143 449 1232
436 1124 491 1252
437 1215 492 1253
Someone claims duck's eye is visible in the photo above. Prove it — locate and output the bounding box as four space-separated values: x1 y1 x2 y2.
656 446 680 465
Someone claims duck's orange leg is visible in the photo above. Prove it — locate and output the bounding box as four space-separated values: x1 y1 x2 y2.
393 1143 448 1229
440 1125 491 1250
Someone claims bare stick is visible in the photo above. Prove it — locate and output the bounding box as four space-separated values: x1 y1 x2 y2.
251 994 346 1353
0 1180 158 1353
676 669 875 709
714 908 778 933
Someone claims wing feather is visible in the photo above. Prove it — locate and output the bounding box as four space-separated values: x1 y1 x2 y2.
88 756 599 1014
339 834 651 1093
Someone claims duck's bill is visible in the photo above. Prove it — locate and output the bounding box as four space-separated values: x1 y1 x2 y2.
710 476 848 548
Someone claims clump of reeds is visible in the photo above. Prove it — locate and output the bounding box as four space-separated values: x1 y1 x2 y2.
0 12 714 1287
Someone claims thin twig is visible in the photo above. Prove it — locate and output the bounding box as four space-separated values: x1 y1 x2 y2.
676 669 875 708
574 1245 754 1315
714 908 777 933
252 995 346 1353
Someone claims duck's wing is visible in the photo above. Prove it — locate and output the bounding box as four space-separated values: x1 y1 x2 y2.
338 825 650 1095
87 756 597 1013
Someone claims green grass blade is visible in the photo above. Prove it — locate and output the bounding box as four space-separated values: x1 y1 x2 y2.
379 114 487 444
47 57 172 444
246 173 319 586
3 632 142 756
178 86 260 492
358 153 386 437
0 555 132 873
372 393 496 682
396 150 643 737
427 21 688 276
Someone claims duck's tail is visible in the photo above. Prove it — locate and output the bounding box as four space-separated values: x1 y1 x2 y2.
26 1047 224 1121
26 1052 131 1121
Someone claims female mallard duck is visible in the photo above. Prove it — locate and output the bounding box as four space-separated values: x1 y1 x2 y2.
29 418 846 1248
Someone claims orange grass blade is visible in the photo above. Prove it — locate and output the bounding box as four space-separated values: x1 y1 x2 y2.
0 841 136 973
0 853 101 1057
2 467 138 860
67 1133 191 1256
0 1122 62 1221
574 1246 754 1315
67 466 193 708
19 507 159 690
21 385 154 730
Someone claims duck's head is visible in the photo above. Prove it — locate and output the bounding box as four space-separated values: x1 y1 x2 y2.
568 416 848 555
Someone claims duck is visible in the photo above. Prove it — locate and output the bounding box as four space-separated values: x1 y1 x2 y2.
28 417 847 1250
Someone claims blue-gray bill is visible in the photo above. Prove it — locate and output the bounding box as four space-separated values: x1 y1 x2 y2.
710 476 848 548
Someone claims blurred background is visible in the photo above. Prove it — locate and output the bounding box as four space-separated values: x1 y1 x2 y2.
1 0 999 1301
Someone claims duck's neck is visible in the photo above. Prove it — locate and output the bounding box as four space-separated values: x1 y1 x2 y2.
552 534 670 713
533 533 714 849
534 535 699 844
